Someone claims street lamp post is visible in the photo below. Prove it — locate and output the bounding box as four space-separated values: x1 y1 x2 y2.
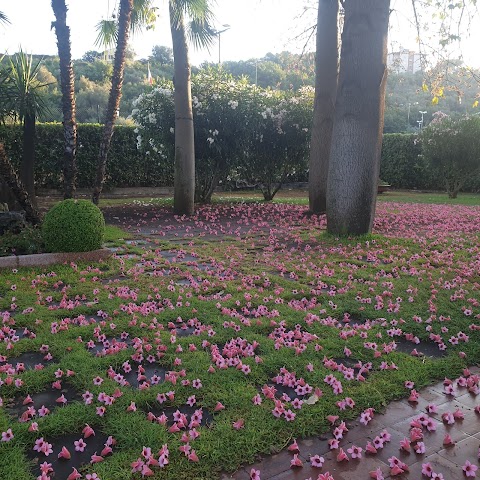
214 24 230 65
419 110 427 129
407 101 418 126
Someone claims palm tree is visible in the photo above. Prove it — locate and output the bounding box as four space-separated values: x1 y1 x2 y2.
92 0 134 205
0 143 41 224
94 0 157 57
4 51 50 207
91 0 156 204
51 0 77 200
308 0 339 214
169 0 215 215
326 0 390 235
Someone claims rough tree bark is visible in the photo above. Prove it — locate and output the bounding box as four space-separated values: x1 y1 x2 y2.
0 143 41 225
170 2 195 215
308 0 339 214
326 0 390 235
92 0 133 205
51 0 78 200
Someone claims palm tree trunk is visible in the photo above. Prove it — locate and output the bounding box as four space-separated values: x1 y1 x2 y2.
170 2 195 215
92 0 133 205
326 0 390 235
0 143 41 225
21 110 37 208
308 0 339 214
51 0 77 200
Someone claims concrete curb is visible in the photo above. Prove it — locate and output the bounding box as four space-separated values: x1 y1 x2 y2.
0 248 112 269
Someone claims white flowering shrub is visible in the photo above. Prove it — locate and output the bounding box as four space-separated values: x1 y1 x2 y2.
419 113 480 198
237 86 313 200
131 68 314 202
131 84 175 185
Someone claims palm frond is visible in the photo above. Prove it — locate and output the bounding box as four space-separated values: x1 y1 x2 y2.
5 49 52 122
170 0 216 50
188 16 216 51
0 12 10 25
176 0 213 22
94 19 118 50
131 0 157 35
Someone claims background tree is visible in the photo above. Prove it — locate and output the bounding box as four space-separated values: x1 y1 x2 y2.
92 0 134 204
169 0 215 215
326 0 390 235
82 50 103 62
51 0 78 199
308 0 339 214
419 112 480 198
150 45 174 65
75 76 109 123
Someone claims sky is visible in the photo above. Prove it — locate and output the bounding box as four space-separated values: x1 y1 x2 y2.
1 0 479 68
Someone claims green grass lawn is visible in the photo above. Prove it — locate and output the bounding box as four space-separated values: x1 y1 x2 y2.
92 189 480 208
0 197 479 479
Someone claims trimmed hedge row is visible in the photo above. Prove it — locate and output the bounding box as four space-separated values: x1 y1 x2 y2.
0 124 173 189
1 125 479 192
380 134 480 192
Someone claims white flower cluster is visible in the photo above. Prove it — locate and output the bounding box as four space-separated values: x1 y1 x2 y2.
207 129 219 145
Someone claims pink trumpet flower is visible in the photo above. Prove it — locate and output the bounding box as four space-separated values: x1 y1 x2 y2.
58 446 71 460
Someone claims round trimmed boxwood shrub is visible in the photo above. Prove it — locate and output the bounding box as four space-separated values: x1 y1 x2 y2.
42 199 105 253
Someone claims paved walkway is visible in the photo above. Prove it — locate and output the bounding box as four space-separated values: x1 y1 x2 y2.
221 367 480 480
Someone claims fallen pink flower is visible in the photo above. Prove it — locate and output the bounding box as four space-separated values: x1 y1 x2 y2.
287 439 299 453
421 462 434 477
290 453 303 468
369 467 385 480
188 450 199 462
365 442 378 454
336 448 349 462
83 424 95 438
318 473 335 480
310 454 324 468
443 434 454 446
327 415 339 425
1 429 14 442
250 468 261 480
463 461 478 477
390 465 405 476
399 437 411 452
58 446 71 460
91 452 104 463
101 445 113 456
347 445 362 459
66 468 82 480
233 418 244 430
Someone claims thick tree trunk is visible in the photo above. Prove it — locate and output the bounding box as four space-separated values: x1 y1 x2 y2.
170 3 195 215
92 0 133 205
0 143 41 225
51 0 77 200
308 0 339 214
21 111 37 208
326 0 390 235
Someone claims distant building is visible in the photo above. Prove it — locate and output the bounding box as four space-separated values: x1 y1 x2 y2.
387 47 423 74
102 48 116 63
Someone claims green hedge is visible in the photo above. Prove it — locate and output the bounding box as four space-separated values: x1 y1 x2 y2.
380 133 480 192
1 124 479 192
0 123 173 189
